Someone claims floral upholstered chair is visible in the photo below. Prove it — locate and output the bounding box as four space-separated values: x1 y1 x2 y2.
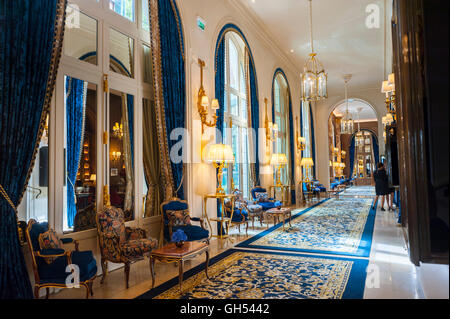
224 189 263 231
25 219 97 298
96 206 158 288
250 186 282 211
160 198 209 243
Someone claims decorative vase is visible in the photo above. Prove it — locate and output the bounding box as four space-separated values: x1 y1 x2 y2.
175 241 184 248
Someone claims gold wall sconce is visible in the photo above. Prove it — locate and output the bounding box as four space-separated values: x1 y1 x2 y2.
197 58 219 134
112 122 123 139
295 116 306 153
341 150 346 160
264 98 278 148
111 151 121 162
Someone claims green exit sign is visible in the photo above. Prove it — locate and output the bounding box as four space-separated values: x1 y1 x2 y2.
197 16 206 31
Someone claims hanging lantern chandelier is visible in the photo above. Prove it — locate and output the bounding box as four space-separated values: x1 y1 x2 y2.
301 0 327 102
340 75 354 134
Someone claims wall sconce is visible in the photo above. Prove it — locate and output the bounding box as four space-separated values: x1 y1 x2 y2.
112 121 123 139
197 58 219 134
295 116 306 153
381 73 396 122
341 150 346 160
264 98 278 148
111 151 121 162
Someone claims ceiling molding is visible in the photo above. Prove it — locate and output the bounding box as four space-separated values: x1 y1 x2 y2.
226 0 302 77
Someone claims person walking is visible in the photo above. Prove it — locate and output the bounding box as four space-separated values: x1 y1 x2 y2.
373 162 392 211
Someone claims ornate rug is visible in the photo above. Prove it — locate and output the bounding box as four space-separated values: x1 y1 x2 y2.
339 186 376 197
236 197 377 257
137 249 368 299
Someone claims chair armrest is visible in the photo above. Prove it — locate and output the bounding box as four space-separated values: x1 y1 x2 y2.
125 227 147 240
191 217 206 230
36 249 73 264
61 238 79 251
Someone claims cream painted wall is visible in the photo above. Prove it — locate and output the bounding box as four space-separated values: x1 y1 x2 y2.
177 0 303 229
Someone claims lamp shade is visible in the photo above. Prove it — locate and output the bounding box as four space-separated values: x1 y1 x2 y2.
388 73 395 86
300 157 314 167
90 174 96 182
211 99 219 110
329 160 332 167
205 144 234 163
270 153 288 166
332 161 340 168
340 163 346 168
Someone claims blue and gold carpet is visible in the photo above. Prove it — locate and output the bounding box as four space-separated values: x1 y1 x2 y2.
236 197 377 257
137 249 369 299
339 186 376 197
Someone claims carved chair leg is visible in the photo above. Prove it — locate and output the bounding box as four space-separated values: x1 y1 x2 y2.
124 262 130 289
34 286 40 299
46 287 50 299
85 284 90 299
100 258 108 284
89 280 94 296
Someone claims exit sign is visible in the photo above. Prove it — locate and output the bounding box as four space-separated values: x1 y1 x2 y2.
197 16 206 31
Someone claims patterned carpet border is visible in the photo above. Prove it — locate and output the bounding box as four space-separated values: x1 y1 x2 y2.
236 198 377 258
136 248 369 299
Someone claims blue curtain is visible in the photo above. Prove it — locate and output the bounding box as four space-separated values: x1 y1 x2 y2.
0 0 65 298
309 105 316 179
372 134 379 165
126 94 134 167
66 77 87 228
215 40 225 141
157 0 185 199
349 135 356 178
249 60 260 184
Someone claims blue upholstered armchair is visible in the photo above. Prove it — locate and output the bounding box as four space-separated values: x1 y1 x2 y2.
250 186 282 211
160 198 209 243
25 219 97 299
224 189 250 234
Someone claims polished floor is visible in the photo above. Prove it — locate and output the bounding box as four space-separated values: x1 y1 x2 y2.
52 189 449 299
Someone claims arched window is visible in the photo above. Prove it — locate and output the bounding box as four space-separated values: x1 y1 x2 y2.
222 32 250 197
273 73 290 184
301 101 312 177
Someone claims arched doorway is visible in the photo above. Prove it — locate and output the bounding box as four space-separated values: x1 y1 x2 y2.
328 99 379 186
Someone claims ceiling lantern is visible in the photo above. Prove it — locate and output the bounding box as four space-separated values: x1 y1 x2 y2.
340 74 354 134
301 0 328 102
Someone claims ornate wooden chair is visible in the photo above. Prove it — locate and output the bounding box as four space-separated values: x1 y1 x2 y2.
25 219 97 298
160 198 209 243
250 186 282 211
96 206 158 288
223 189 250 234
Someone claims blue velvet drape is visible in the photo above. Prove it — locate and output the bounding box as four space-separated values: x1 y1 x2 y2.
215 40 225 141
372 134 379 165
126 94 134 167
157 0 185 199
0 0 64 298
309 105 316 179
66 77 87 228
249 59 260 184
349 135 356 178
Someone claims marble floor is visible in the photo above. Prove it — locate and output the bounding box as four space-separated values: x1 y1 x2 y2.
51 193 449 299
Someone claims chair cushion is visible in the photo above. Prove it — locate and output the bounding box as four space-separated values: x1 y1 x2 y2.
166 209 191 227
255 192 269 202
29 221 49 251
120 238 158 259
38 228 64 264
229 209 249 222
162 200 189 223
259 201 282 211
38 250 97 284
247 204 263 214
165 225 209 242
251 187 266 200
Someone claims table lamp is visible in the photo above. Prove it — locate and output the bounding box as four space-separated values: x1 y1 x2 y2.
300 157 314 182
270 153 288 186
205 143 234 195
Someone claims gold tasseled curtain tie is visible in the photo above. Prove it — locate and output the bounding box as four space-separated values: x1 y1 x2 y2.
0 184 17 213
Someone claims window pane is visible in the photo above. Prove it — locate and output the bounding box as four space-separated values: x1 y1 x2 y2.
63 76 97 232
109 0 135 22
240 64 246 95
230 93 238 116
110 28 134 78
142 0 149 30
142 44 153 84
229 39 239 90
63 7 98 66
109 89 134 221
231 125 240 189
19 115 50 223
240 98 247 122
